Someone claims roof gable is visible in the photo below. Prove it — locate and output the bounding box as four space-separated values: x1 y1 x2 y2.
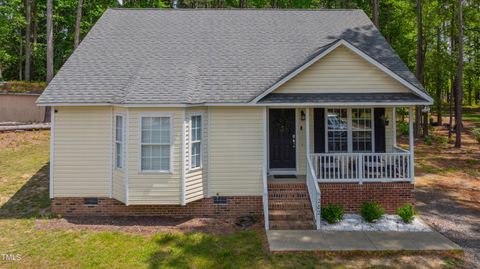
252 39 433 103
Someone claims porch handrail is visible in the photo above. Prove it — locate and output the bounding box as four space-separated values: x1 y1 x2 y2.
311 151 412 183
393 146 410 153
306 157 321 230
262 164 269 230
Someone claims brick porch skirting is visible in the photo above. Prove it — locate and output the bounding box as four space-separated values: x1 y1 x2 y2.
51 196 263 218
319 182 414 213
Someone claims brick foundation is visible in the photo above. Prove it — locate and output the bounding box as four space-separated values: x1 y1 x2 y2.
51 196 263 218
319 182 414 213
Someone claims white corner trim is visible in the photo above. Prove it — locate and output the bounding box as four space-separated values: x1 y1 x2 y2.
207 107 212 197
125 109 130 206
109 107 113 198
49 107 55 199
250 39 434 104
181 109 186 205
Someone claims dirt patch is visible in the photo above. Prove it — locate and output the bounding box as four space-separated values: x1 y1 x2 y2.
406 122 480 268
35 216 263 235
0 130 49 151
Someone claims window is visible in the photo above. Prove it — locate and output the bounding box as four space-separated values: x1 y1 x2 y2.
115 115 124 169
190 115 202 169
352 108 372 152
327 109 348 152
140 116 171 172
326 108 374 153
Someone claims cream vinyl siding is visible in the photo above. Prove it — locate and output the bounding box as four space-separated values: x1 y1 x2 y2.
185 107 208 203
210 107 263 196
112 107 127 203
385 107 395 152
274 45 410 94
53 106 111 197
127 108 182 205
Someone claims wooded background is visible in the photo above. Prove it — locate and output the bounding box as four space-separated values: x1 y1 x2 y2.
0 0 478 146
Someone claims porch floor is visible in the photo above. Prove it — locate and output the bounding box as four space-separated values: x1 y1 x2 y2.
266 230 461 252
267 175 306 184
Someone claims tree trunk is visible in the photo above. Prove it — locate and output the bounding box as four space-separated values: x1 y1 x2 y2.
74 0 84 49
25 0 31 81
414 0 424 138
448 3 455 139
436 27 442 125
46 0 53 84
18 28 23 81
455 0 463 148
372 0 380 28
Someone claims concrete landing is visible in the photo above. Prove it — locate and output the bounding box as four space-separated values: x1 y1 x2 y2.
266 230 461 252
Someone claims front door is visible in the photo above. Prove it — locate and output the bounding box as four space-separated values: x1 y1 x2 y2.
269 109 296 169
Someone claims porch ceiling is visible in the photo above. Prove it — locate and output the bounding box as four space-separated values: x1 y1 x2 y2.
258 92 429 105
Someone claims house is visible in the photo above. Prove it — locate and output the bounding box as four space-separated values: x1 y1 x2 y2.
37 9 433 230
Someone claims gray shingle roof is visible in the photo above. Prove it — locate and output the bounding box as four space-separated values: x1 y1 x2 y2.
37 9 427 105
259 93 427 104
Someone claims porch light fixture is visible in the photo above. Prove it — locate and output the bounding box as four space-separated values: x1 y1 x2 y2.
380 114 389 126
301 110 306 121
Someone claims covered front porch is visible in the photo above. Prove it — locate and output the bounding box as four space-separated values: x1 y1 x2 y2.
262 105 416 231
266 106 415 183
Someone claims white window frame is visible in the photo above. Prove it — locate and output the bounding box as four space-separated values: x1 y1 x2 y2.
189 113 203 171
114 113 125 170
137 113 174 174
325 108 375 153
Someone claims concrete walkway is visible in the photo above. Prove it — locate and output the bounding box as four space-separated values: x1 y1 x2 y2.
267 230 461 252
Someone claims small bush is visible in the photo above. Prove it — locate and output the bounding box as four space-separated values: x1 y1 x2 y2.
360 202 385 223
397 121 409 136
396 204 416 223
321 204 344 224
433 135 448 144
472 128 480 144
424 135 432 145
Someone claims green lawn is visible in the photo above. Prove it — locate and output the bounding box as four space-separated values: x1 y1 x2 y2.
0 131 463 268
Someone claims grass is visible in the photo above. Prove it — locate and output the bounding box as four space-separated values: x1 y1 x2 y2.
0 130 465 268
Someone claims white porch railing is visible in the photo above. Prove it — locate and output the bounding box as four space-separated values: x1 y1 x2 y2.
311 150 412 183
307 157 321 230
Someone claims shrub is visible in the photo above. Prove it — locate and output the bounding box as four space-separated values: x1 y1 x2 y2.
321 204 344 224
360 202 385 223
472 128 480 144
424 135 432 145
433 135 448 144
396 204 416 223
398 121 409 136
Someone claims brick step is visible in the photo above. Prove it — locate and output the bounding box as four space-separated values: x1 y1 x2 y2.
268 183 307 190
269 200 311 210
269 209 313 221
269 220 316 230
268 191 309 200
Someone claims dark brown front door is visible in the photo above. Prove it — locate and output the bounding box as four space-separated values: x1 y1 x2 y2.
269 109 296 169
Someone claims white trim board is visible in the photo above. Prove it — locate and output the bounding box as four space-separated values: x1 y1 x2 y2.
250 39 434 104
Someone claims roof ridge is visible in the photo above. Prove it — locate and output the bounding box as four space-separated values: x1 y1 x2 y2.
108 8 364 11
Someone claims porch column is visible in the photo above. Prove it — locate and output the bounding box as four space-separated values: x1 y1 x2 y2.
408 107 414 183
306 108 310 157
392 107 397 147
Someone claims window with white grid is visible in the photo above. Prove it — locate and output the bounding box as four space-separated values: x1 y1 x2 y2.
115 115 124 169
190 115 202 169
327 108 348 152
140 116 171 172
352 108 373 152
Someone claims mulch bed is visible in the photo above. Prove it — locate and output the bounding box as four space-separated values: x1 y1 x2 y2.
35 216 262 235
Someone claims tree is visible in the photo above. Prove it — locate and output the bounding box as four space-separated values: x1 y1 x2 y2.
46 0 53 84
372 0 380 28
455 0 463 148
24 0 31 81
0 50 14 80
414 0 425 138
74 0 84 49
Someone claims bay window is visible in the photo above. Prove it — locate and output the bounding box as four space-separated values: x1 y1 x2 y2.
190 114 202 169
